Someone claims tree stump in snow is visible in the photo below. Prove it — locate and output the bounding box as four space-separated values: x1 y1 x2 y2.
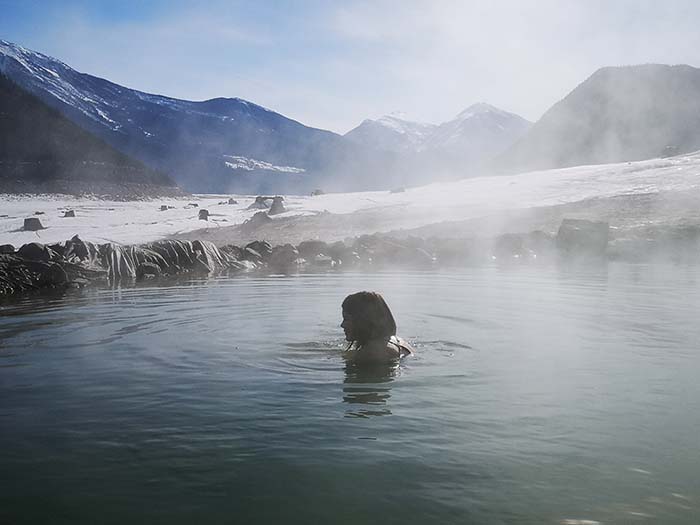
23 217 45 231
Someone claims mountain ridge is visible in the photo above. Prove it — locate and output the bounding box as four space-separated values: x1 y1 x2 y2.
0 72 179 197
496 63 700 172
0 39 381 193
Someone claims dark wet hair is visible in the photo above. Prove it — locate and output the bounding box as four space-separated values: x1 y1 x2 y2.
342 291 397 347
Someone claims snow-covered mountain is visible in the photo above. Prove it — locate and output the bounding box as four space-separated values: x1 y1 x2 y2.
345 113 437 153
345 103 531 171
423 103 531 159
0 39 394 193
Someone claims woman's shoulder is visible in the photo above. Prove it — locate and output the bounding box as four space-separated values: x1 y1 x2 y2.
388 336 414 356
345 337 407 364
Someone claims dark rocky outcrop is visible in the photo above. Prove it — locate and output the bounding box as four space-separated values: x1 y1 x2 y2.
244 241 273 263
135 262 161 280
269 244 300 269
63 210 75 218
0 236 247 296
17 242 58 262
297 240 329 260
198 209 209 220
3 217 697 298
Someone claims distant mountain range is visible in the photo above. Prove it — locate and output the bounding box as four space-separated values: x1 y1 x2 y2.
344 104 533 183
346 103 531 164
496 64 700 172
0 73 178 197
0 39 395 194
2 39 700 195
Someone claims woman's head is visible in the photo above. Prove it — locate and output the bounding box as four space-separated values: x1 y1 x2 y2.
341 291 397 346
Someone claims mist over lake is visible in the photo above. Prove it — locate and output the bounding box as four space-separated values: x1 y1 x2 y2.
2 266 699 524
3 2 700 523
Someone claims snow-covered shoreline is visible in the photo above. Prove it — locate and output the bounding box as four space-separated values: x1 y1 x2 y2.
2 152 700 247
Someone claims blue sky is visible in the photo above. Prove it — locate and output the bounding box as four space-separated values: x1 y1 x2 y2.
2 0 700 133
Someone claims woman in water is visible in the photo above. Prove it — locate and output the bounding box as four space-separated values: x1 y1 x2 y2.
341 291 414 364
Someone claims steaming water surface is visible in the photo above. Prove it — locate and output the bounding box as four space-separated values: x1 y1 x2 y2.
1 265 699 524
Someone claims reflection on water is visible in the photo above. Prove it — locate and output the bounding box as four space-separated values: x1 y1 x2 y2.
342 361 399 418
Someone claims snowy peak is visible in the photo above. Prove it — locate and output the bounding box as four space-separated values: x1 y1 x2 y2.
346 103 531 162
0 39 70 72
424 103 532 157
455 102 510 120
345 113 437 152
375 113 436 135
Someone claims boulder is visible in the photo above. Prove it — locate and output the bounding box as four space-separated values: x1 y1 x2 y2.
17 242 57 262
191 257 211 274
135 262 161 280
243 247 262 263
311 254 334 267
220 245 244 260
63 210 75 218
192 240 229 271
245 240 272 261
64 235 98 263
268 196 286 215
198 209 209 220
525 230 556 257
327 241 349 261
228 198 238 205
36 262 68 287
34 211 45 215
429 238 477 265
23 217 45 231
0 244 15 254
492 233 525 259
160 205 169 211
556 219 609 256
297 240 329 260
269 244 300 268
47 243 66 257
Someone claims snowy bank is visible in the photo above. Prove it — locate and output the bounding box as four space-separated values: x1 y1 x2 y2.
2 152 700 247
